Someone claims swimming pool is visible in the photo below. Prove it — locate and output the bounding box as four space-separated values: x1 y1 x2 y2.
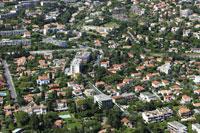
59 115 71 119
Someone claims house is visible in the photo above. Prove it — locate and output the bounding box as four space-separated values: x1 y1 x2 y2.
113 64 123 70
73 89 83 96
170 85 183 90
54 120 63 128
108 68 118 73
101 61 109 68
194 89 200 95
123 78 133 86
117 83 128 89
27 105 47 115
23 31 31 38
121 118 133 128
168 121 187 133
83 89 95 96
67 81 78 87
136 66 145 71
152 81 163 88
164 95 173 102
162 80 170 86
37 76 50 85
192 123 200 133
95 81 105 87
146 74 154 80
158 90 172 96
178 107 191 118
24 94 34 103
140 92 158 102
131 73 142 78
181 95 192 104
55 99 68 112
142 107 173 123
135 86 145 92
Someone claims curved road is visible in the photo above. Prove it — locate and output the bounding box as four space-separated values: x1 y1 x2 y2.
2 60 18 103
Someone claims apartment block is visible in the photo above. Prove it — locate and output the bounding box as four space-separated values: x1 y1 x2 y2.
168 121 187 133
142 107 173 123
0 30 27 36
75 52 91 63
0 39 31 45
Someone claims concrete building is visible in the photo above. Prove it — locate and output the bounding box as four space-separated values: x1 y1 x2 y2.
140 92 158 102
194 76 200 84
42 37 67 47
69 58 82 75
75 52 91 63
0 39 31 45
168 121 187 133
0 10 18 18
157 64 171 74
0 30 27 36
142 107 173 123
180 9 192 17
94 94 113 109
192 123 200 133
41 1 56 6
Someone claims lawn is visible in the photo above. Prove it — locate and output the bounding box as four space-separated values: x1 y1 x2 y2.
65 117 82 130
104 22 119 28
59 112 82 129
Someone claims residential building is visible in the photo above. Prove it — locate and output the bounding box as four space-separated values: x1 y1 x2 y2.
140 92 158 102
69 58 82 75
192 123 200 133
178 107 191 118
42 37 67 47
152 81 163 88
121 118 133 128
142 107 173 123
55 99 68 112
0 30 27 36
157 64 171 74
0 39 31 45
27 105 47 115
194 76 200 84
168 121 187 133
94 94 113 109
37 76 50 85
75 52 91 63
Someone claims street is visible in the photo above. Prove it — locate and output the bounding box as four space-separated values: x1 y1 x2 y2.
2 60 18 103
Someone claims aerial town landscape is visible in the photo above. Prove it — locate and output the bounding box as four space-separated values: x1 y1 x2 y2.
0 0 200 132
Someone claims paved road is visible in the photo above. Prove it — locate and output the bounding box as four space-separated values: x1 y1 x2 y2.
2 60 18 103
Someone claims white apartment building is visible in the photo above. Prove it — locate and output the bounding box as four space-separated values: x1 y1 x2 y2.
168 121 187 133
157 64 171 74
69 58 82 75
142 107 173 123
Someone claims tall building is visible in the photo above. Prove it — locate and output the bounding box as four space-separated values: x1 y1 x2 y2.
94 94 113 109
70 58 82 75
